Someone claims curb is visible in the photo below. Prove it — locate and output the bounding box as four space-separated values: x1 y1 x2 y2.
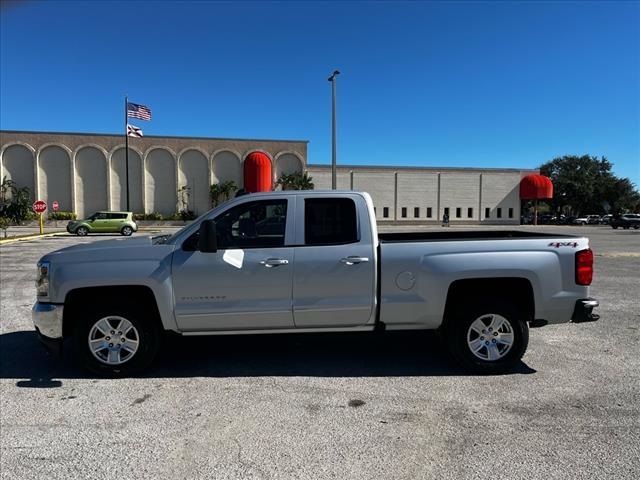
0 229 170 246
0 232 68 246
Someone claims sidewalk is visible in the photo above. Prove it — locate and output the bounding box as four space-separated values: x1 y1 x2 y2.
3 225 182 237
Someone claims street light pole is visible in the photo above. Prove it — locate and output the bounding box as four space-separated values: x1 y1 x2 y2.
328 70 340 190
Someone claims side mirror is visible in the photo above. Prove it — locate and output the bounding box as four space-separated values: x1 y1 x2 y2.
198 219 218 253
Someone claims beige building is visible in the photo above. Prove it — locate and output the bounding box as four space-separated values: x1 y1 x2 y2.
307 165 536 224
1 130 537 224
0 130 307 218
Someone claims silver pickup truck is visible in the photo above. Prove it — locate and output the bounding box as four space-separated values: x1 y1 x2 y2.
33 191 599 376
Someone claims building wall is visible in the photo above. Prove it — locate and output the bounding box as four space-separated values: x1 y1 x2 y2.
396 172 439 222
1 130 535 225
481 172 523 223
439 173 481 222
307 165 536 225
0 131 307 217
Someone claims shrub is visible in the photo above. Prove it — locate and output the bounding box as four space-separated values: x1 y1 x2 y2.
0 177 33 224
179 209 196 221
134 212 164 221
210 181 238 207
48 211 76 220
276 171 314 190
0 216 11 238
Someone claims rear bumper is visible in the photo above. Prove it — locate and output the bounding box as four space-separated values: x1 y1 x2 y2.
571 298 600 323
32 302 64 356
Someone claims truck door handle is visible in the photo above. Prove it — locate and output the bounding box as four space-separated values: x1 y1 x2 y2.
340 256 369 265
260 258 289 268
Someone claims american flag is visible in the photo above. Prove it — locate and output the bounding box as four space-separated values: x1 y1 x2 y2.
127 124 143 138
127 102 152 121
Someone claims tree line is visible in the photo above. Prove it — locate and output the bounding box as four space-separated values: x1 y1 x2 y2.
540 155 639 216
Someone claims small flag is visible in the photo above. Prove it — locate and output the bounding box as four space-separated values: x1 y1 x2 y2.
127 124 143 138
127 102 152 120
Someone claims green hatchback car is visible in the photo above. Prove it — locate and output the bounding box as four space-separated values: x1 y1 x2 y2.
67 211 138 236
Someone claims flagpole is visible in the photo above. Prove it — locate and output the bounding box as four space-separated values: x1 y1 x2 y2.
124 95 130 211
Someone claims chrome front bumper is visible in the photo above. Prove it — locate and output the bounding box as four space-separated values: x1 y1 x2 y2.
32 302 64 339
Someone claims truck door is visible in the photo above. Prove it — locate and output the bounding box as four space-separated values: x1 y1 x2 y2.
171 197 295 331
292 196 376 328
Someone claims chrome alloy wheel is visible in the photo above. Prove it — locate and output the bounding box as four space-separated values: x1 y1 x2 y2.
466 313 514 361
88 316 140 365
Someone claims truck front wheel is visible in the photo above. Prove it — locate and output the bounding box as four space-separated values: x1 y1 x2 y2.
73 305 160 376
446 302 529 374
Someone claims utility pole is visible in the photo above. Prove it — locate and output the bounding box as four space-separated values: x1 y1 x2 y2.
328 70 340 189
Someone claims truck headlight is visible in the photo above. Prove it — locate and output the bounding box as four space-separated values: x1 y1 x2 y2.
36 261 50 297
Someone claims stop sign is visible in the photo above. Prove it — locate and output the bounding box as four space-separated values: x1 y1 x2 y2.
52 201 59 211
33 200 47 214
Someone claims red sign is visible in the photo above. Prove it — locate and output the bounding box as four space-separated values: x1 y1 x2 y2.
52 201 59 211
33 200 47 214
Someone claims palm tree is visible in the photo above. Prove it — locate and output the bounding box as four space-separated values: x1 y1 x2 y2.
210 180 238 207
276 171 314 190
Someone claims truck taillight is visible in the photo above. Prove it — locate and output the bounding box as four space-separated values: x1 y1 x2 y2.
575 249 594 286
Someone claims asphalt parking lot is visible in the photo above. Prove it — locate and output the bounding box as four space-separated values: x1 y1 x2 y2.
1 226 639 480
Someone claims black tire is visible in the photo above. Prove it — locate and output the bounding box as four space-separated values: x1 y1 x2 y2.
121 226 133 236
76 226 88 236
612 226 618 229
444 301 529 374
73 303 161 377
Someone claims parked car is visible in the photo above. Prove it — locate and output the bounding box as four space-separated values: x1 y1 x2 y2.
572 215 600 225
600 214 613 225
66 211 138 236
611 214 640 230
34 191 599 376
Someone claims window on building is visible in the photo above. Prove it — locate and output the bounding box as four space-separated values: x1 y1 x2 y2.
444 207 450 216
485 207 490 218
414 207 420 218
456 207 461 218
305 198 357 245
427 207 433 218
467 208 473 218
383 207 389 218
401 207 407 218
508 208 514 219
497 208 502 218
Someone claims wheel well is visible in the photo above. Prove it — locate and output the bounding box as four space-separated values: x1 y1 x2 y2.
63 286 161 337
443 278 534 325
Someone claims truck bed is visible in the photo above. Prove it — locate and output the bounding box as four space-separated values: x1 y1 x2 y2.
379 230 576 243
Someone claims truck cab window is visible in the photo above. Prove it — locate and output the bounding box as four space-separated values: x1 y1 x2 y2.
184 199 287 251
305 198 358 245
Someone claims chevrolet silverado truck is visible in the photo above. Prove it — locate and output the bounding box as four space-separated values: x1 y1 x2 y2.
33 191 599 376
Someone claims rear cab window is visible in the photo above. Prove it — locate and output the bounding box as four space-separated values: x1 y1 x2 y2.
304 198 358 245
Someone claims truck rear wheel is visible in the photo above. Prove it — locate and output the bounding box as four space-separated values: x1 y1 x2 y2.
445 302 529 374
73 304 160 377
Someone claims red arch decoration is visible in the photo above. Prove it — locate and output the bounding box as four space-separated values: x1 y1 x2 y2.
520 174 553 200
243 152 272 193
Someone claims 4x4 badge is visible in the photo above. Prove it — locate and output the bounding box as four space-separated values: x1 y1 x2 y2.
548 242 579 248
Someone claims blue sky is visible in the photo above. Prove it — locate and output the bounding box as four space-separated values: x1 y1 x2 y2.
1 1 639 185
